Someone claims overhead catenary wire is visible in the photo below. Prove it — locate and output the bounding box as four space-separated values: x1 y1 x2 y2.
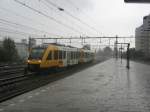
14 0 87 36
0 27 45 37
43 0 100 35
0 18 61 37
0 7 63 37
40 0 90 36
65 0 100 29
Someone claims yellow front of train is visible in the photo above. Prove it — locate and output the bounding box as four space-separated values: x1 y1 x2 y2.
27 47 45 72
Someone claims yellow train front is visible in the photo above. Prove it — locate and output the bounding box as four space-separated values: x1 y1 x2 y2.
27 44 95 72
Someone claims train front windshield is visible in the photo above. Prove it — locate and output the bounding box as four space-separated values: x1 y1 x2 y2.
29 48 45 59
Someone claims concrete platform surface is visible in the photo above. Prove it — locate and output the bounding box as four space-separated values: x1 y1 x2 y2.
1 59 150 112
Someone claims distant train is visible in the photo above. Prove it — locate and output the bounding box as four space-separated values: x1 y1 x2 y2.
27 43 95 72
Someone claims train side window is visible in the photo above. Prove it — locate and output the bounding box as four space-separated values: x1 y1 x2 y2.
61 51 63 59
59 50 62 59
73 52 74 59
74 52 75 59
73 52 75 59
47 51 52 60
67 51 70 59
63 51 66 59
71 52 73 59
76 52 77 59
70 52 72 59
80 52 82 57
74 52 77 59
74 52 76 59
54 51 58 60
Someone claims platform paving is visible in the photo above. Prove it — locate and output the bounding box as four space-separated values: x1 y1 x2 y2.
1 59 150 112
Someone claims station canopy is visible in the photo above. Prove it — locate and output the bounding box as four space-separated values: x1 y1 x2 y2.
124 0 150 3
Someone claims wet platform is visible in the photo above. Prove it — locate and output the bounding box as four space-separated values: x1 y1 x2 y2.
1 59 150 112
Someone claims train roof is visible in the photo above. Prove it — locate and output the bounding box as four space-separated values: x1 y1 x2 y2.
42 43 79 49
32 43 94 52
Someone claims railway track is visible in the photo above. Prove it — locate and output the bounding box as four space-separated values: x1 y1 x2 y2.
0 64 26 71
0 64 26 78
0 63 31 102
0 72 36 102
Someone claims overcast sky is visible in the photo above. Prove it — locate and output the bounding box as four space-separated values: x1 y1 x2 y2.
0 0 150 46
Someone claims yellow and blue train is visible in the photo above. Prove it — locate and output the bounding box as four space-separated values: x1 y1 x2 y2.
27 43 95 72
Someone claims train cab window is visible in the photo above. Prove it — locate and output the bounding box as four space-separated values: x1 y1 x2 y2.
47 51 52 60
29 48 45 59
54 51 58 60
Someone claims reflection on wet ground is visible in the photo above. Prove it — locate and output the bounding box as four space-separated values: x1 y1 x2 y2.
1 59 150 112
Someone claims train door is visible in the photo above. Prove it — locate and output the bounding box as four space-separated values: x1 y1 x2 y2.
67 50 71 65
53 50 59 67
63 50 67 67
41 48 53 68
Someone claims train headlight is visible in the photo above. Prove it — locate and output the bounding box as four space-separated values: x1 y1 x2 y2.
27 60 30 63
38 60 41 63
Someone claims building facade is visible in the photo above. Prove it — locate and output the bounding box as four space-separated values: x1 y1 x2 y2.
135 15 150 56
15 41 28 60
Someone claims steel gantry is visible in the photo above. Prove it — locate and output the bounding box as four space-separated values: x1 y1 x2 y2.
28 36 133 69
29 36 134 48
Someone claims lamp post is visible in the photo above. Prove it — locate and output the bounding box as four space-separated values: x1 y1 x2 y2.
116 43 130 69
